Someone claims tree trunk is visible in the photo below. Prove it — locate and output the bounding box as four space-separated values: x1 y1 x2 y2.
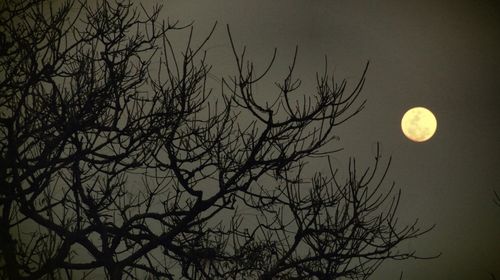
0 221 21 279
109 265 123 280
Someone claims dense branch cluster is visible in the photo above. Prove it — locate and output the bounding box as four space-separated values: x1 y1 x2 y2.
0 0 431 279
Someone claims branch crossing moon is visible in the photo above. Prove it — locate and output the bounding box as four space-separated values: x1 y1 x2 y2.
401 107 437 142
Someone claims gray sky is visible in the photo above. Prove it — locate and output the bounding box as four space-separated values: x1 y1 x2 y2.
164 0 500 278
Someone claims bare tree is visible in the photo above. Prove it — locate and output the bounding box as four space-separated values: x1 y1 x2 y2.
0 0 433 279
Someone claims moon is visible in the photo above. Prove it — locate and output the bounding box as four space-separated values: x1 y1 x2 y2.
401 107 437 142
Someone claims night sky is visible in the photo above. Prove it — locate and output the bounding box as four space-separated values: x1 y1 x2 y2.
165 0 500 278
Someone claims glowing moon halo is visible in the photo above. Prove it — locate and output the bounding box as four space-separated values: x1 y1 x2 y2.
401 107 437 142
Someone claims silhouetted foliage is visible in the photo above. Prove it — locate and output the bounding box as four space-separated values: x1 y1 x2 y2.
0 0 433 279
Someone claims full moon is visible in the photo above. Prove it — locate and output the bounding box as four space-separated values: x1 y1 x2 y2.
401 107 437 142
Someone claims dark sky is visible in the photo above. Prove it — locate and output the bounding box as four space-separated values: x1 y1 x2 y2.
164 0 500 278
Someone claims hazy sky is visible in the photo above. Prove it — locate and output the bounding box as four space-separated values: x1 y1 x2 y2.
163 0 500 278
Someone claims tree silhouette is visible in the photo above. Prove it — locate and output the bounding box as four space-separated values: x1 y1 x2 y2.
0 0 433 279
